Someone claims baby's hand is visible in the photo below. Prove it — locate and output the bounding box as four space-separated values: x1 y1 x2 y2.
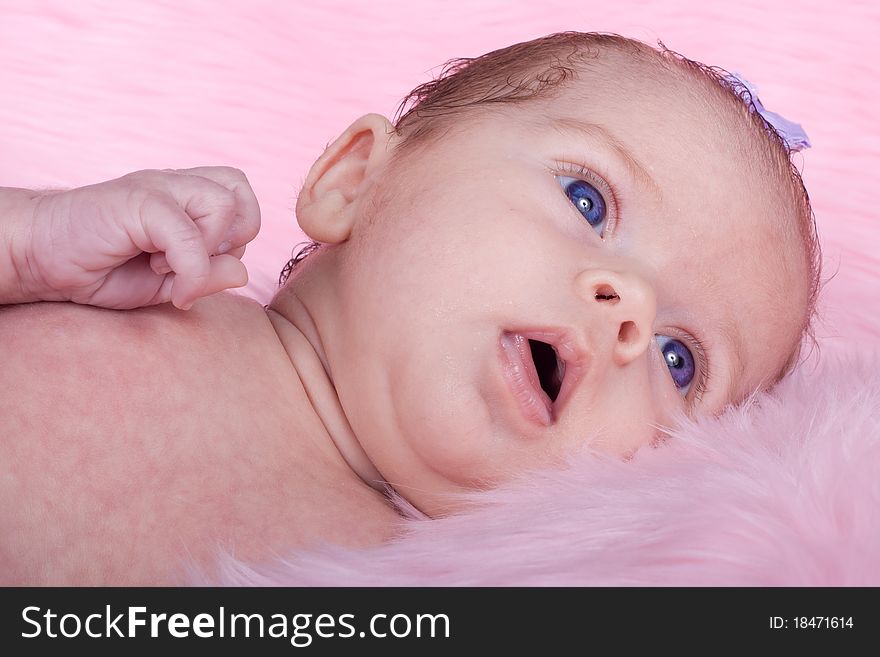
22 167 260 310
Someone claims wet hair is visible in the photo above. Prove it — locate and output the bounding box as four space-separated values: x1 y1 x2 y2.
279 31 821 373
278 239 322 287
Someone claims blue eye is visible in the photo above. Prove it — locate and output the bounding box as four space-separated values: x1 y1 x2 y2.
656 336 696 394
558 175 607 236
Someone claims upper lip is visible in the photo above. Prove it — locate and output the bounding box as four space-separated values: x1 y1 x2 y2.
503 327 587 422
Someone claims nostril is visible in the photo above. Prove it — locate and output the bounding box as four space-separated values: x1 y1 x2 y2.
618 320 637 343
595 284 619 303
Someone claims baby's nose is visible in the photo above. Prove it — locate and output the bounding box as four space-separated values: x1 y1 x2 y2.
574 268 657 366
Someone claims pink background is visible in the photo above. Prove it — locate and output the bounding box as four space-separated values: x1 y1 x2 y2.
1 0 878 354
2 0 879 587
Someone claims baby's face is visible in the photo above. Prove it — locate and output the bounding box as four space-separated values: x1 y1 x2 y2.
316 73 809 514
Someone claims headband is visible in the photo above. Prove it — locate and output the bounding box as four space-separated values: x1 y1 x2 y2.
727 72 811 152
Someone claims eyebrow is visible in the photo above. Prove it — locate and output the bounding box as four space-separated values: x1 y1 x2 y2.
551 117 663 204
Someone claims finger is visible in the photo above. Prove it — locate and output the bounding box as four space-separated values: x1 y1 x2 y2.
226 244 247 260
75 251 167 310
149 242 245 276
203 254 249 293
145 170 239 254
139 194 211 310
83 251 246 310
150 252 172 276
168 255 249 308
169 166 261 249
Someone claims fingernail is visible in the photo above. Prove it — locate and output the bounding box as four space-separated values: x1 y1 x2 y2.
217 240 232 255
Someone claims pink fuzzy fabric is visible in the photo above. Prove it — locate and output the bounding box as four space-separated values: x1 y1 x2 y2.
2 0 878 585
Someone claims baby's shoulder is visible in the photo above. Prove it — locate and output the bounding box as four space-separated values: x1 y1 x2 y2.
0 290 263 351
0 292 286 418
0 293 311 583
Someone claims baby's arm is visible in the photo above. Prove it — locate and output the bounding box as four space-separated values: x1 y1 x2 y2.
0 167 261 310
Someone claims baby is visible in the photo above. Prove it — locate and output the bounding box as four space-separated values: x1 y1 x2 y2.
0 32 820 584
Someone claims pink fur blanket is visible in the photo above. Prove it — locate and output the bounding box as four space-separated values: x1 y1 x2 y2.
2 0 878 585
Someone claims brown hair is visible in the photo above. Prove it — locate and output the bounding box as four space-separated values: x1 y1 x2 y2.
280 31 821 371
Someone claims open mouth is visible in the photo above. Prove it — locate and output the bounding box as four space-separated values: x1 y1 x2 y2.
528 339 566 403
499 331 571 427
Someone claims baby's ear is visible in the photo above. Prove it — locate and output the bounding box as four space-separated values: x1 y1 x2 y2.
296 113 397 244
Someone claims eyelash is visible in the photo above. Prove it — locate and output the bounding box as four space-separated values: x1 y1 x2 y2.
552 160 711 404
664 328 712 404
551 160 620 237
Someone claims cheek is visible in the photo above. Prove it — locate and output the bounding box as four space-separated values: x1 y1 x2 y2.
373 326 505 488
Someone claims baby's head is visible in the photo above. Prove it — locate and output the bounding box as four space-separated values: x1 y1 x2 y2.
273 32 821 515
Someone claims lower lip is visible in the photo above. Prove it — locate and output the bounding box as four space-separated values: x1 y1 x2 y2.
498 332 553 427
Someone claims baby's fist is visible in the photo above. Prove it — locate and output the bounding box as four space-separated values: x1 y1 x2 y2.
24 167 261 310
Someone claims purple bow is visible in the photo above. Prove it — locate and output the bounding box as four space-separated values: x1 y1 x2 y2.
727 72 811 152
